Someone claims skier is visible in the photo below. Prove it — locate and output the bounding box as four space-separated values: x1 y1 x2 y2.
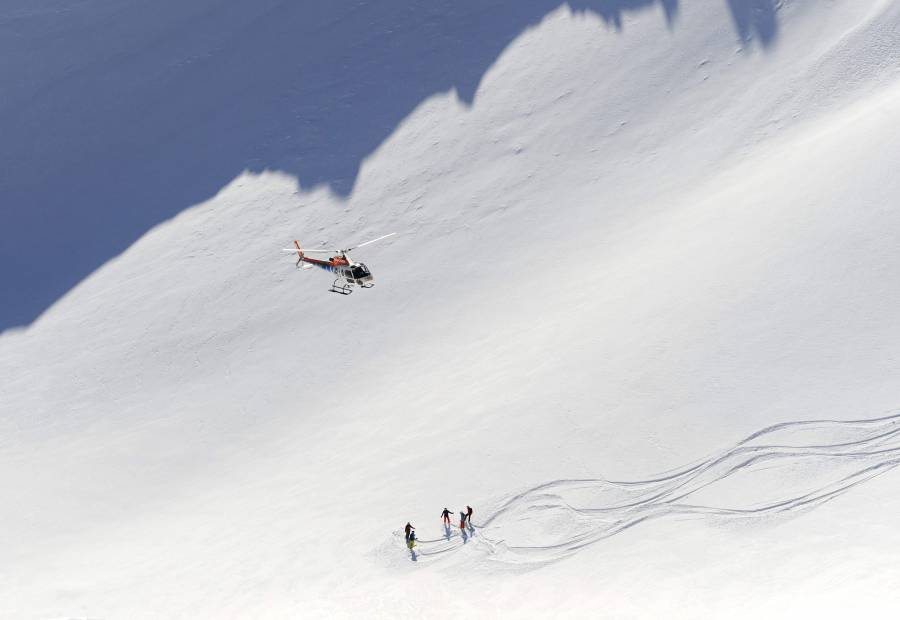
466 505 474 526
407 529 416 551
458 509 467 533
441 507 454 525
404 522 415 543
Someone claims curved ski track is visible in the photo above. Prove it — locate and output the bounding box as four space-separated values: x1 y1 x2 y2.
393 412 900 567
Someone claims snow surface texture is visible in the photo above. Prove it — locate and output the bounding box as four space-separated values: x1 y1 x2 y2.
402 413 900 567
3 0 900 618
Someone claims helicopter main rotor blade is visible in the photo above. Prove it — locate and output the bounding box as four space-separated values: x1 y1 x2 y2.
281 248 336 254
342 232 396 253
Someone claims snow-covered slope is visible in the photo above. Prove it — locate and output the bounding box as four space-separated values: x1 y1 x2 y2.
3 1 900 617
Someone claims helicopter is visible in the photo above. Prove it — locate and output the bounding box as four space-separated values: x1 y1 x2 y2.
282 232 396 295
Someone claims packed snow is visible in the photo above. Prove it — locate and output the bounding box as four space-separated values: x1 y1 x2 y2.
3 0 900 617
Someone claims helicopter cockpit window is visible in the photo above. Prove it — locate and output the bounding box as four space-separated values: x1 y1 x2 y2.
350 265 370 279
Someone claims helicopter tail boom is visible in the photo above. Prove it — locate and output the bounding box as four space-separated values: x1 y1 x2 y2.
291 240 318 270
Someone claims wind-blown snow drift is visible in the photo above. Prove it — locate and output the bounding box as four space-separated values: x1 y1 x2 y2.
3 0 900 617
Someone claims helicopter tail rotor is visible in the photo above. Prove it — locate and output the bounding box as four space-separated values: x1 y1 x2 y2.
284 240 314 270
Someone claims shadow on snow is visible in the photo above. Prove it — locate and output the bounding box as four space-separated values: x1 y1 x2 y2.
0 0 778 330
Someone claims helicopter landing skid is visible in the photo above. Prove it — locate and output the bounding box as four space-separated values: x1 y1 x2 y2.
330 279 353 295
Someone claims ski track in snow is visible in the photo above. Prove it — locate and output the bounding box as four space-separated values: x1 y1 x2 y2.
392 412 900 567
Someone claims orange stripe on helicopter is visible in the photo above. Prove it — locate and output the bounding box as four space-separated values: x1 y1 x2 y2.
293 240 346 272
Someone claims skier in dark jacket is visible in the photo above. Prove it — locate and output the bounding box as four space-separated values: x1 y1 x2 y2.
441 508 454 525
466 505 473 525
404 522 415 543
